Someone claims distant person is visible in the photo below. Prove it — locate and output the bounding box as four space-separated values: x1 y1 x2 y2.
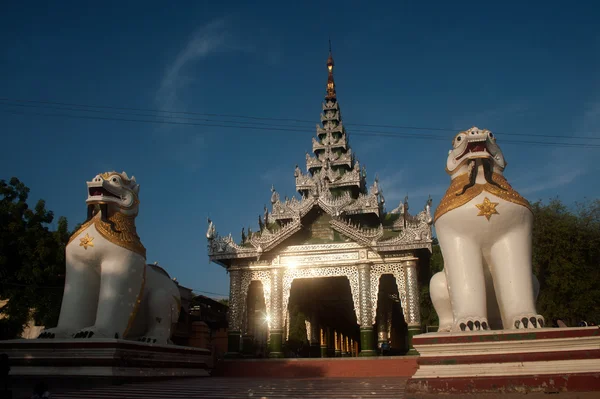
31 381 50 399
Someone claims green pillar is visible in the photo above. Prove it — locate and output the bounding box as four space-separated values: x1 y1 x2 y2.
359 326 376 356
407 325 421 355
326 328 335 357
242 334 254 357
320 344 328 357
268 328 284 358
225 331 241 358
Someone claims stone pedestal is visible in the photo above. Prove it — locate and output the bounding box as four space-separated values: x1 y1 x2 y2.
0 339 213 379
406 327 600 396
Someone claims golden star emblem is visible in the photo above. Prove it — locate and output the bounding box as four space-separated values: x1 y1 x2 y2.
79 233 94 249
475 197 499 221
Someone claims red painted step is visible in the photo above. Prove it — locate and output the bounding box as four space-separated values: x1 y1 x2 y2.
213 356 419 378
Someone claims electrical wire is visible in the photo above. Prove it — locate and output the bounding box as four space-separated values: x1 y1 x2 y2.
2 106 599 149
1 96 599 142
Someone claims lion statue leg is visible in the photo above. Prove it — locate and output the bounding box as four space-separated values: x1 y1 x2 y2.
436 232 490 332
429 271 453 332
38 250 101 339
488 219 544 329
136 267 181 345
72 253 146 339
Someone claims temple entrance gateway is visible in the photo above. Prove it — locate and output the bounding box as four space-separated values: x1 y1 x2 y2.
206 47 433 357
287 276 358 358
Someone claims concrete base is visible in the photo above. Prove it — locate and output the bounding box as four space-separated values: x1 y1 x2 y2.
0 338 213 379
406 326 600 395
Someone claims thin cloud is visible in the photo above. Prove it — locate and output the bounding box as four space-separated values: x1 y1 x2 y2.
155 18 229 112
517 168 585 195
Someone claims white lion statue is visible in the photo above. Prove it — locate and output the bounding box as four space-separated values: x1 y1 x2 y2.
430 127 543 332
38 172 181 344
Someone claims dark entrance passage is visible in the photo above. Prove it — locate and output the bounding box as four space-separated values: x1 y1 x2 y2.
287 276 359 358
376 274 409 355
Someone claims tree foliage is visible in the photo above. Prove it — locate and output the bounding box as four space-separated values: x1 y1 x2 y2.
531 198 600 326
420 237 443 327
0 178 70 339
420 198 600 328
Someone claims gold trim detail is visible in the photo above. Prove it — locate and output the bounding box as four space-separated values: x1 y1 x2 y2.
68 213 146 258
475 197 500 221
434 172 531 223
79 233 94 249
123 263 147 338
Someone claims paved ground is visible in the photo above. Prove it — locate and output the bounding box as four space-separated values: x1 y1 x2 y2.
42 377 409 399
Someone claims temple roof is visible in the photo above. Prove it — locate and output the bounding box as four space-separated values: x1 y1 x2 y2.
205 47 433 267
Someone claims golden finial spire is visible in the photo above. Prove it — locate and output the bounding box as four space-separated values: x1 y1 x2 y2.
326 39 336 100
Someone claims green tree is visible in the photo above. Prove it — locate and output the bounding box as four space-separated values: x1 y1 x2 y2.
218 298 229 307
420 237 443 327
532 198 600 326
0 177 69 339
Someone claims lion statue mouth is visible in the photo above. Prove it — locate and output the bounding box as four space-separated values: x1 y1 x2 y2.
85 171 139 209
455 139 490 161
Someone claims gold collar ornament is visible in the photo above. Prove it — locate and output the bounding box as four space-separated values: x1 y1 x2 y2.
434 172 530 223
69 213 146 258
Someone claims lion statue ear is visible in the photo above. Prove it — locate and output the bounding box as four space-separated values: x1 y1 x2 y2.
131 176 140 195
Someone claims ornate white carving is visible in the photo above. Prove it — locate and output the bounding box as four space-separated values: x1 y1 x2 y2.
405 261 421 326
270 269 283 331
228 269 243 332
369 263 407 326
330 217 383 245
281 252 359 266
280 242 363 253
358 264 372 326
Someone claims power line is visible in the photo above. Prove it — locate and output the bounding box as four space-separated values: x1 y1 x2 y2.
2 107 599 149
1 96 598 141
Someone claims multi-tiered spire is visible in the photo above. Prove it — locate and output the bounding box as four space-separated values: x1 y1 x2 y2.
295 44 367 199
206 45 434 265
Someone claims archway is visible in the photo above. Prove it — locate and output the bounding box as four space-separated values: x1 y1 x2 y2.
376 274 409 355
243 280 268 357
287 276 359 357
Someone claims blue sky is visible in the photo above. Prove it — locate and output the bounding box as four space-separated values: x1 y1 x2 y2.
1 1 599 299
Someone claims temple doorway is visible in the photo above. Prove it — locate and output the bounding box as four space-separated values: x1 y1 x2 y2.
376 274 409 355
286 276 359 358
243 281 268 357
